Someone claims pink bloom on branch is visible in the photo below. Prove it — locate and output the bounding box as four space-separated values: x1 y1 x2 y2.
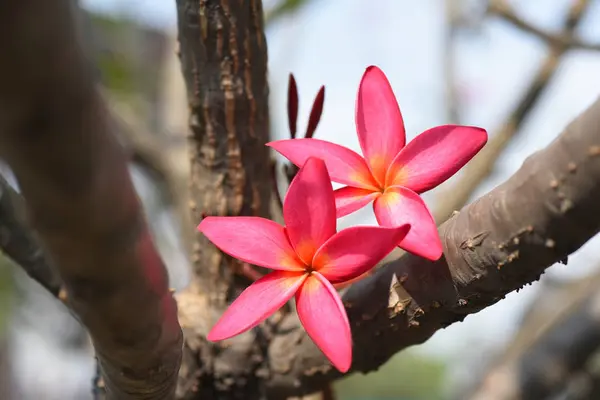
268 66 488 261
198 157 410 373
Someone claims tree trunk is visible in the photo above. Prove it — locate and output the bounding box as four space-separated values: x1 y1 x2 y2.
175 1 273 398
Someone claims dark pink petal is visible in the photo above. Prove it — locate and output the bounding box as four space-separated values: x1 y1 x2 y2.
305 85 325 139
267 138 379 190
207 271 307 341
284 157 336 264
198 217 305 271
313 224 410 283
386 125 488 193
287 74 299 138
295 272 352 373
355 66 406 185
334 186 380 218
373 186 442 261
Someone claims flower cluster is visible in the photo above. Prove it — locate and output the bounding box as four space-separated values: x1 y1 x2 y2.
198 66 487 373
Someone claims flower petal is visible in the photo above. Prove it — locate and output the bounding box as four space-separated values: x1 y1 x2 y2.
284 157 337 264
373 186 442 261
296 272 352 373
386 125 488 192
334 186 380 218
313 224 410 283
208 271 307 341
355 66 406 185
267 138 379 190
198 217 305 271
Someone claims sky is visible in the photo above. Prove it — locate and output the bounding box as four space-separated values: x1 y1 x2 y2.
79 0 600 390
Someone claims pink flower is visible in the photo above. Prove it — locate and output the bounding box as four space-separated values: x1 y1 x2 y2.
198 157 410 372
268 66 488 261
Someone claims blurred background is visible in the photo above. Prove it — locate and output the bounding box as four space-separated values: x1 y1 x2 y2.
2 0 600 399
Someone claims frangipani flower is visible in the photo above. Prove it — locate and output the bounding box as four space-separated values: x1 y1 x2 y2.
268 66 488 261
198 157 410 372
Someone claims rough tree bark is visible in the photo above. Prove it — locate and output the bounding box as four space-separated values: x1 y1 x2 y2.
3 1 600 399
173 2 600 398
174 0 274 399
0 1 182 399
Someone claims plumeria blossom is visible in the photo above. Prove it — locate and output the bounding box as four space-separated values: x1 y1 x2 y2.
198 157 410 372
268 66 488 261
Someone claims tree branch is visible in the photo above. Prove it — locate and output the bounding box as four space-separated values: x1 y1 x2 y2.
107 94 195 254
443 0 462 124
175 0 274 398
433 0 592 224
488 0 600 52
550 355 600 400
0 175 62 297
264 96 600 397
0 1 182 398
466 272 600 400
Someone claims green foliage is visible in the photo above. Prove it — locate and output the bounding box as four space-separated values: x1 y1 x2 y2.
96 54 136 95
334 351 446 400
89 14 137 94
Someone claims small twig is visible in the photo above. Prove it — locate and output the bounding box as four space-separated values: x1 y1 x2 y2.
270 159 284 211
444 0 462 124
107 94 194 254
0 175 62 297
92 360 106 400
488 0 600 52
433 0 593 224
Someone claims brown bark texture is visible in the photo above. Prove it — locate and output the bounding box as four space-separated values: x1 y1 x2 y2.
2 0 600 399
173 1 600 398
0 1 183 399
174 0 274 399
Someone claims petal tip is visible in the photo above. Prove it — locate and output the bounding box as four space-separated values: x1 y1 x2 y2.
478 128 489 144
462 125 489 148
431 240 444 260
206 327 228 342
197 217 213 233
401 238 443 261
364 65 381 74
397 223 411 235
424 250 443 261
304 155 327 169
334 357 352 373
469 125 489 141
265 140 284 149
